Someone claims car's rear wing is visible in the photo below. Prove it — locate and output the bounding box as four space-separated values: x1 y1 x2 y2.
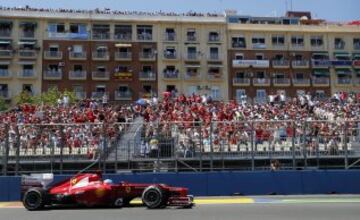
21 173 54 199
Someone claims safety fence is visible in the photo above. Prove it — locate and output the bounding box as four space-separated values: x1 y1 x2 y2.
1 120 360 175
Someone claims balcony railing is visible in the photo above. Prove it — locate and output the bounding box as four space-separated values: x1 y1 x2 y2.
272 60 290 68
69 51 87 60
69 70 87 80
207 73 223 81
163 71 180 80
312 77 330 86
311 59 331 68
0 50 13 58
114 91 132 100
20 31 35 38
273 78 291 86
253 78 270 86
232 78 251 86
92 51 110 60
163 52 177 59
139 71 156 81
92 71 110 80
44 51 62 59
115 52 132 60
18 49 36 58
139 52 156 61
184 72 201 80
114 33 132 41
0 90 11 100
292 78 311 86
0 29 11 37
185 52 200 61
232 60 270 68
0 69 12 78
252 43 266 49
164 33 176 41
337 78 352 85
232 42 246 48
186 35 197 42
92 32 110 40
292 60 309 68
332 60 353 67
353 60 360 68
74 91 86 100
208 53 220 61
43 70 62 80
208 35 220 42
335 43 345 50
18 70 36 78
91 92 109 100
137 33 152 41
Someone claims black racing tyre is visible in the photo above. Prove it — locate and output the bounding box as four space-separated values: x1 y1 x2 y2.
22 188 47 211
142 185 167 209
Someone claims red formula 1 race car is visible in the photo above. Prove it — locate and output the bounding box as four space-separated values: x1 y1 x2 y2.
21 172 194 211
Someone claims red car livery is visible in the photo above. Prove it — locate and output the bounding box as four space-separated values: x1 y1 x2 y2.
21 172 193 210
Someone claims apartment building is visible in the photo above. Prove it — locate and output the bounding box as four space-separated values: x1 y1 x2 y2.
227 14 360 102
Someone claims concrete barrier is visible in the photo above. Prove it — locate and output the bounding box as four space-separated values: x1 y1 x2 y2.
1 170 360 201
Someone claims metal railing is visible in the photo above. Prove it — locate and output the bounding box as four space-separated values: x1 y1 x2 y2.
115 52 132 60
44 51 62 59
1 120 359 174
69 70 87 80
18 50 36 58
69 51 86 59
0 69 11 78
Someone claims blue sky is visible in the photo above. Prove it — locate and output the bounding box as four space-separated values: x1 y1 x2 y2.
0 0 358 22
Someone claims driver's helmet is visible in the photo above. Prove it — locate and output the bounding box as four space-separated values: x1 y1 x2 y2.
104 179 113 184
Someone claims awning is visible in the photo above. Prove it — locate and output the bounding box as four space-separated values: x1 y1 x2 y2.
334 52 350 58
0 40 11 44
185 65 201 68
96 46 108 50
312 52 328 56
18 61 35 65
313 71 329 76
208 64 224 68
353 53 360 59
115 43 132 47
18 41 36 45
19 22 37 27
0 61 10 65
336 69 352 75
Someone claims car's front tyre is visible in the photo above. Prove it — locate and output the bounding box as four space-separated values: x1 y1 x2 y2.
142 185 167 209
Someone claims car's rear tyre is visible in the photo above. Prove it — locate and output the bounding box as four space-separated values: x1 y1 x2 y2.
142 186 167 209
23 188 47 211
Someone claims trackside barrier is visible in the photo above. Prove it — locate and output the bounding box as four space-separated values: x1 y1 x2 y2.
2 170 360 201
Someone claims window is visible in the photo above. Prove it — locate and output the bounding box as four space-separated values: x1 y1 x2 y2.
114 25 132 40
48 64 59 71
96 66 106 72
73 65 83 71
73 45 83 53
165 28 175 41
186 28 196 41
211 86 221 99
187 86 198 96
273 54 285 60
252 36 266 44
256 89 267 99
118 86 130 93
0 65 8 76
95 85 106 92
315 90 325 99
236 89 246 101
48 23 65 33
137 25 152 40
291 35 304 47
92 24 110 39
209 31 219 41
143 85 152 93
310 36 324 47
334 38 345 50
0 84 8 92
256 71 265 78
295 73 305 79
73 85 84 92
116 65 130 72
235 72 245 78
49 45 59 52
209 47 219 59
164 46 176 58
187 47 197 55
255 54 264 60
354 38 360 50
22 84 33 93
235 53 244 60
142 65 152 73
294 54 303 60
232 36 246 48
272 35 285 46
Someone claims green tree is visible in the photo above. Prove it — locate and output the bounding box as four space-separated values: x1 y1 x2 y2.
0 96 8 111
15 91 39 105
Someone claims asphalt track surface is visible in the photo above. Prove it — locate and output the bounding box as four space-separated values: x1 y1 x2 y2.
1 196 360 220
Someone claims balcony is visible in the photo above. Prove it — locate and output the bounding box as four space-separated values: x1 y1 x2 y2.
208 35 220 42
92 51 110 61
48 32 89 40
74 91 87 100
253 78 270 86
92 71 110 80
115 52 132 61
184 52 200 61
114 33 132 41
311 60 331 68
184 72 201 81
186 35 197 42
139 52 156 61
139 71 156 81
232 78 251 86
18 50 37 59
252 43 266 49
207 53 221 61
0 30 11 38
69 51 87 60
0 90 11 100
273 78 291 86
163 71 180 80
232 60 270 68
292 78 311 87
292 60 310 69
332 60 353 68
312 77 330 86
232 42 246 49
18 70 37 79
91 92 109 100
164 33 176 41
353 60 360 69
336 78 352 85
163 52 177 60
44 51 62 60
272 60 290 68
354 78 360 85
207 73 223 81
43 70 62 80
114 91 132 101
0 69 12 79
0 50 13 58
92 33 110 40
137 33 152 41
20 31 35 39
69 70 87 80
